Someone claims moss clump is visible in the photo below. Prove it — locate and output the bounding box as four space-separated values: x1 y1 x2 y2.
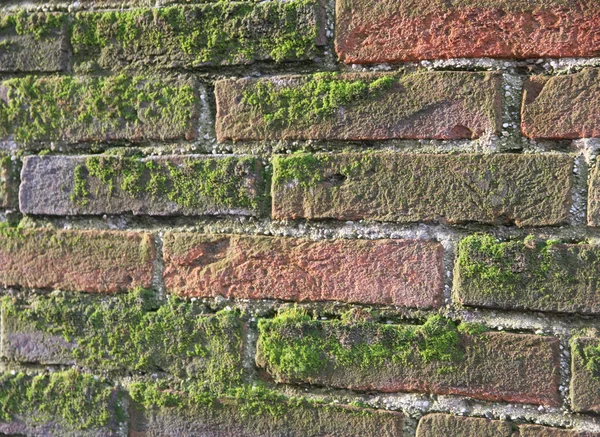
2 289 244 391
0 370 124 431
580 340 600 376
243 73 395 128
0 11 66 40
70 155 266 212
70 0 321 67
257 309 475 380
272 153 327 189
0 74 195 143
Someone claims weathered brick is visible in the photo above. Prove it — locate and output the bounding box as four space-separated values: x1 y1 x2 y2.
0 228 155 292
456 235 600 314
0 75 198 145
129 387 403 437
416 414 512 437
1 290 244 387
71 1 325 69
0 12 69 72
272 153 572 226
19 155 267 217
216 71 502 141
162 233 444 308
336 0 600 64
522 68 600 139
256 313 561 406
571 337 600 414
588 162 600 226
0 370 126 437
0 154 17 209
519 425 600 437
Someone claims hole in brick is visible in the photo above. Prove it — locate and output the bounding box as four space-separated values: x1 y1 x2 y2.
449 124 473 138
324 173 346 185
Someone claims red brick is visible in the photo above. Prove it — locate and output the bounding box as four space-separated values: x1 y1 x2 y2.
0 228 155 293
416 414 512 437
336 0 600 63
162 233 444 308
522 68 600 139
571 337 600 414
216 71 502 141
257 316 561 406
272 153 572 226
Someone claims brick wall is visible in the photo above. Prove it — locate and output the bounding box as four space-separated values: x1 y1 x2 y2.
1 0 600 436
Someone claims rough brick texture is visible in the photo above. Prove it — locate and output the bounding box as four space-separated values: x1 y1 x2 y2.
522 68 600 139
216 71 502 141
416 414 512 437
0 154 17 209
0 228 155 292
519 425 600 437
456 235 600 314
256 315 561 406
0 12 69 72
162 233 444 308
130 396 404 437
272 153 572 226
19 155 267 217
0 75 198 145
336 0 600 64
571 337 600 414
71 1 325 69
587 162 600 226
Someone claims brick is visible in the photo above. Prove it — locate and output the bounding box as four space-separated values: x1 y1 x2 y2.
0 154 17 209
0 370 126 436
130 390 403 437
336 0 600 64
0 12 69 72
71 1 325 69
215 71 502 141
256 314 561 406
19 155 267 217
519 425 600 437
522 68 600 139
162 233 444 308
571 337 600 413
1 290 244 386
272 153 572 226
588 162 600 226
0 75 198 145
416 414 512 437
0 228 155 293
456 235 600 315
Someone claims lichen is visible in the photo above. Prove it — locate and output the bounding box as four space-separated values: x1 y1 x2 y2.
0 370 124 431
257 308 476 380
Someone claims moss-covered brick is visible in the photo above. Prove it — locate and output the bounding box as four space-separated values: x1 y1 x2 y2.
522 68 600 139
1 289 244 389
0 74 198 145
128 381 403 437
256 310 561 406
416 414 513 437
271 152 572 226
0 227 155 293
162 233 444 308
0 11 69 72
20 154 268 217
587 161 600 226
336 0 600 63
0 370 126 436
570 337 600 414
215 71 502 141
0 154 18 209
70 0 325 70
455 235 600 314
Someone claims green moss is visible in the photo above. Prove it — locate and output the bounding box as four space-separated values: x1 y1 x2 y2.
0 74 195 143
580 340 600 376
70 0 320 67
69 155 266 212
272 153 327 189
2 289 244 391
258 309 471 380
0 11 66 40
243 73 395 128
0 370 123 431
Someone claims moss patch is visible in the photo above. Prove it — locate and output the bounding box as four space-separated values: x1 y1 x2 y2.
0 11 66 40
0 370 124 431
